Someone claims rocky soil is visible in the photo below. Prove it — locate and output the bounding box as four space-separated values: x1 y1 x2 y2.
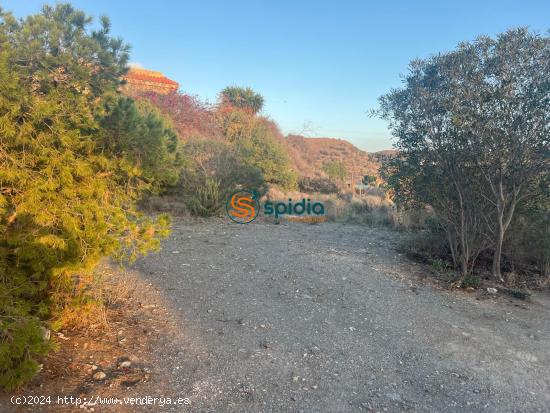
134 218 550 412
4 218 550 412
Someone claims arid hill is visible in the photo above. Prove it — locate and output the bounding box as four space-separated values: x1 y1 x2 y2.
285 134 393 180
118 67 394 181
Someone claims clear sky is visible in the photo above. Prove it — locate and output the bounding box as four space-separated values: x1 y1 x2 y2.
2 1 548 151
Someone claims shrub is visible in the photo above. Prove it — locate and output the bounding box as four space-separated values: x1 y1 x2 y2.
217 107 297 190
460 275 481 289
219 86 264 114
322 160 348 182
0 319 50 390
502 288 531 300
299 177 340 194
186 177 223 217
145 86 298 195
428 258 461 284
431 258 450 273
0 4 169 389
505 202 550 279
398 220 452 263
179 139 264 217
98 97 185 194
377 29 549 280
137 91 223 141
338 194 396 227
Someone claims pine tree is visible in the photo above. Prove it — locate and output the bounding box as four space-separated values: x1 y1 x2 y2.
0 4 171 389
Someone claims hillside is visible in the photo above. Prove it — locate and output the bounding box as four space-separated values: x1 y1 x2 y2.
285 134 391 180
118 67 393 181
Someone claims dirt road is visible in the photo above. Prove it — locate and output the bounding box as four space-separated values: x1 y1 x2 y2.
125 218 550 412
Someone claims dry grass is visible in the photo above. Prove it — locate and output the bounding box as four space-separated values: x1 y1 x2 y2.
144 186 432 232
285 135 381 178
58 266 138 332
264 186 407 228
19 263 176 411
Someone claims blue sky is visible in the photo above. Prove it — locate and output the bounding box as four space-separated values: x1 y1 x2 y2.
2 1 548 151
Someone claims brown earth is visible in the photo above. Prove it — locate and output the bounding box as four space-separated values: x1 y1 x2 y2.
4 219 549 412
285 134 395 180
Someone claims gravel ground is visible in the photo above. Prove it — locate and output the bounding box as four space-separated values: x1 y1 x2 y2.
125 218 550 412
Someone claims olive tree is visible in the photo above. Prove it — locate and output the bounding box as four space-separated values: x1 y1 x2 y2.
445 29 550 281
378 28 549 281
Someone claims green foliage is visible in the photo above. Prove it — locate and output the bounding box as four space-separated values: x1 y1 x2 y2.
179 140 264 217
322 160 348 182
398 219 453 264
506 193 550 278
378 28 549 279
235 120 297 190
186 177 223 217
220 86 264 114
0 319 50 390
142 87 298 199
460 275 481 289
431 258 450 274
502 288 531 300
217 107 297 190
363 175 377 186
428 257 464 285
0 4 170 389
98 97 185 193
182 140 264 194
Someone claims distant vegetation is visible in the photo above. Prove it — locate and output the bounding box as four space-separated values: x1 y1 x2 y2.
219 86 265 114
138 86 298 215
322 160 348 182
137 91 386 200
